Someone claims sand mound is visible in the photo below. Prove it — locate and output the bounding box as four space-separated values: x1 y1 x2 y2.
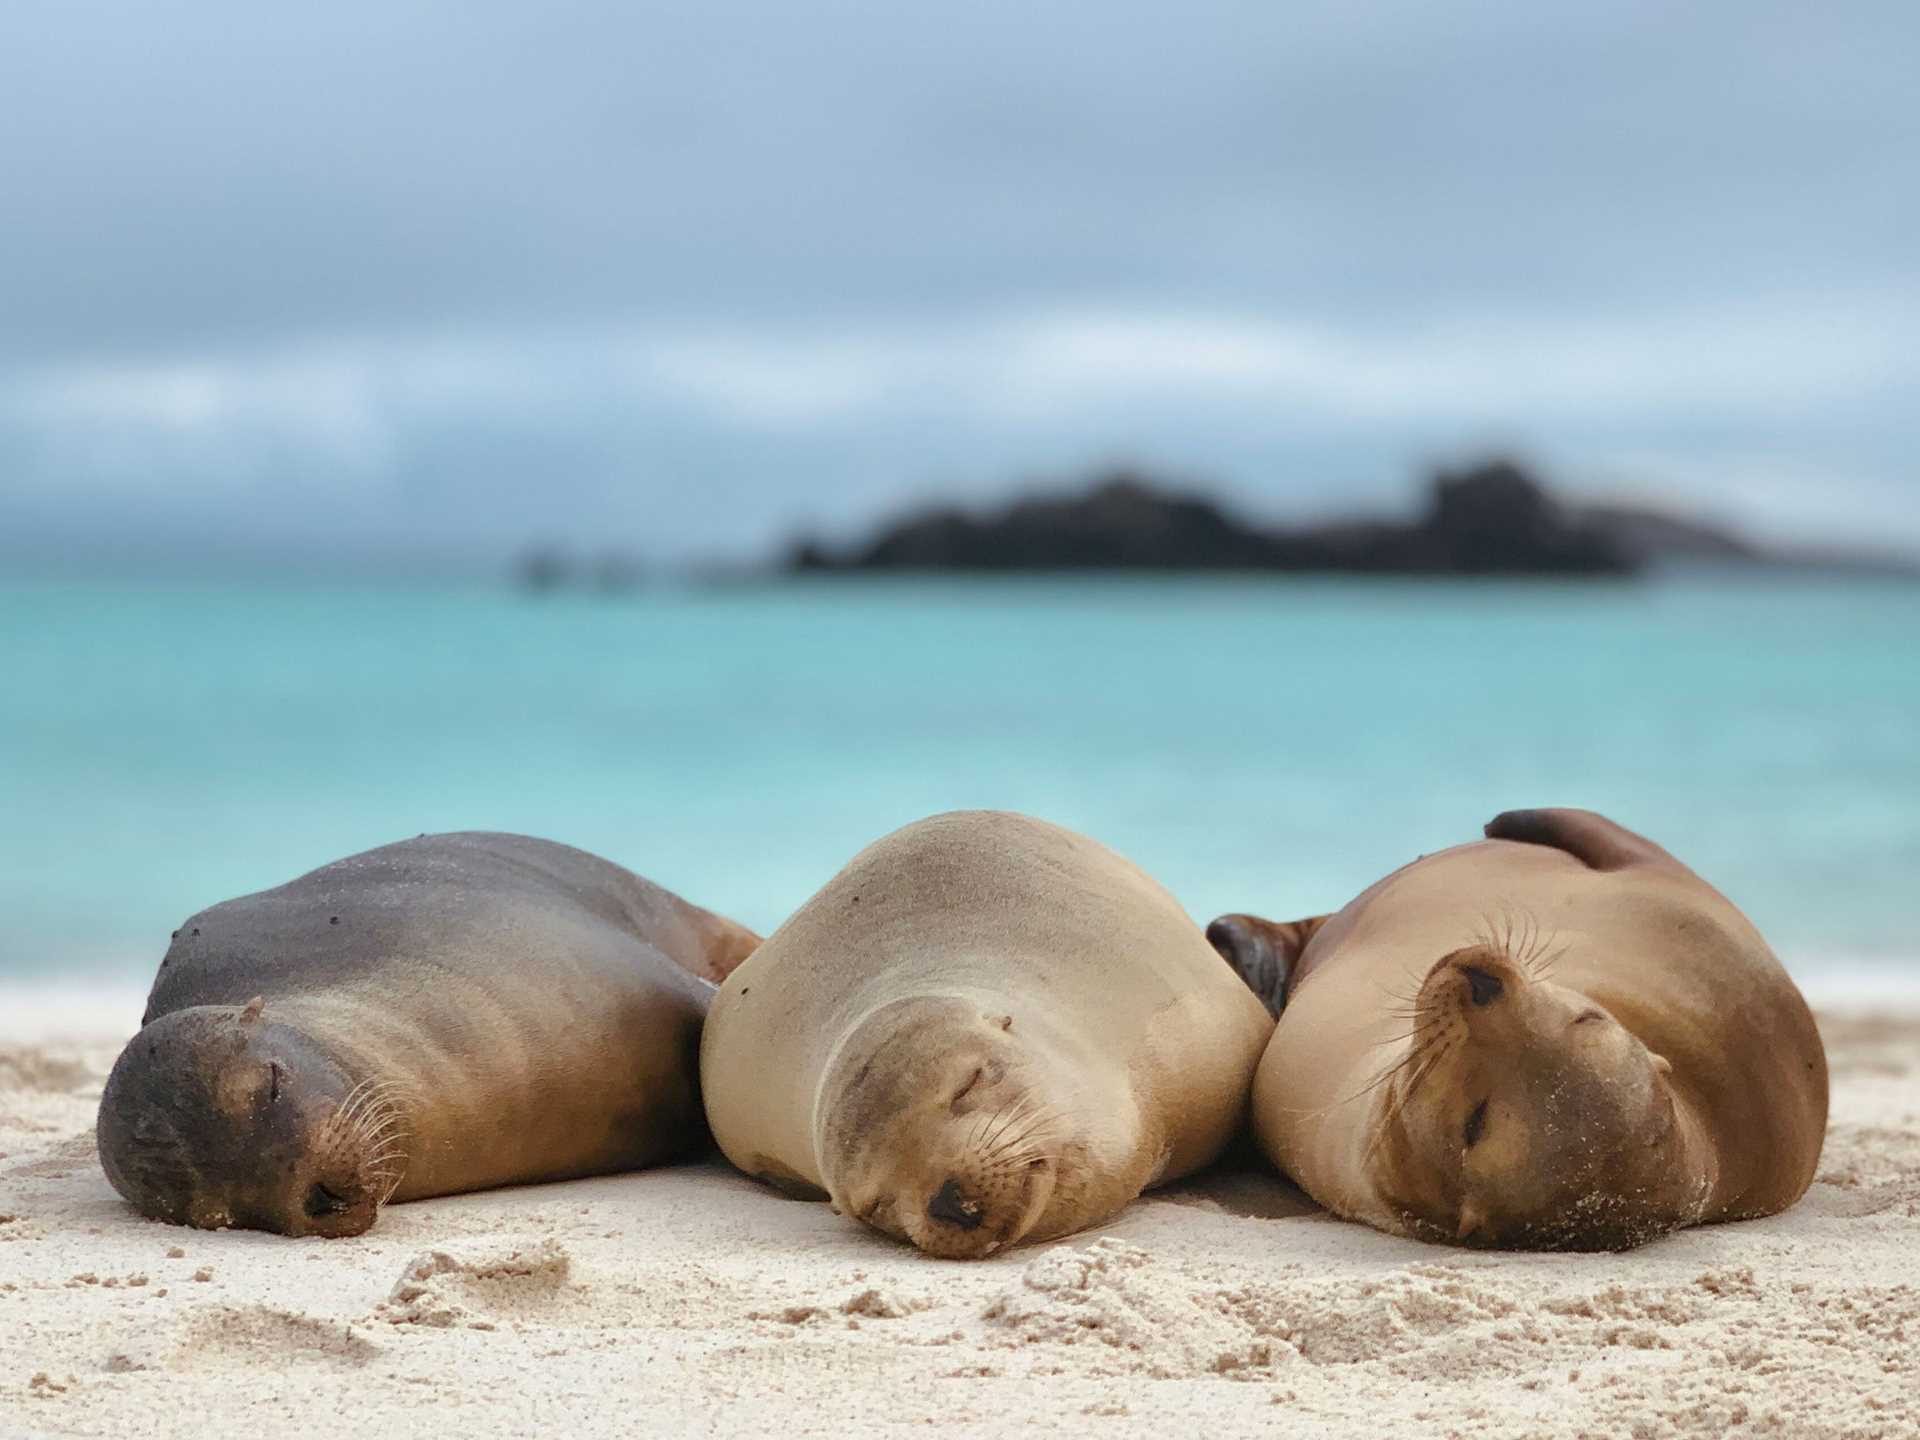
378 1238 574 1329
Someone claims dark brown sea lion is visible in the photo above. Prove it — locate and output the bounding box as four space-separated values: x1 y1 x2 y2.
96 831 759 1237
1209 808 1828 1251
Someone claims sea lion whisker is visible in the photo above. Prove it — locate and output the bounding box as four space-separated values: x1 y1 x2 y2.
1472 908 1504 960
334 1075 397 1121
357 1130 412 1161
348 1098 403 1126
962 1113 996 1162
351 1112 408 1144
982 1137 1051 1174
1511 910 1551 976
1379 1003 1445 1024
368 1160 409 1204
354 1090 411 1127
980 1105 1064 1162
1363 1035 1456 1163
1371 1018 1449 1050
988 1107 1062 1153
975 1098 1034 1156
361 1146 409 1177
1532 942 1569 981
1343 1035 1434 1107
1377 975 1431 1008
336 1075 379 1109
983 1113 1059 1159
990 1095 1057 1147
331 1090 398 1135
980 1093 1035 1139
354 1129 406 1157
1503 907 1529 968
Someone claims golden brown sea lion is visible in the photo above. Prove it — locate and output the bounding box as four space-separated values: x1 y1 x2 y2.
1208 808 1827 1250
97 832 759 1237
700 811 1274 1258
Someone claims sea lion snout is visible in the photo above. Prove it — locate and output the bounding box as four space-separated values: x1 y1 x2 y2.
1416 946 1528 1025
928 1178 984 1230
97 1006 391 1238
899 1152 1057 1259
1381 946 1701 1250
809 998 1079 1258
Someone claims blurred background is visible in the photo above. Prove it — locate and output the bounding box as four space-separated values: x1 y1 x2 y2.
2 1 1915 1009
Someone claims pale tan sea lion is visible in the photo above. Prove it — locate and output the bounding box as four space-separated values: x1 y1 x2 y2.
97 832 760 1237
700 810 1274 1258
1208 808 1828 1250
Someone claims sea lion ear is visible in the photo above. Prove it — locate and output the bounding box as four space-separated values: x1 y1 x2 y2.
1649 1051 1673 1076
1205 913 1326 1018
239 996 267 1024
1484 808 1684 874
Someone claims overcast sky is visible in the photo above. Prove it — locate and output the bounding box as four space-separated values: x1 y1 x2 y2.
2 0 1914 568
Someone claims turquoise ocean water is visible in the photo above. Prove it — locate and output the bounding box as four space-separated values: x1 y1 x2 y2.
2 575 1915 997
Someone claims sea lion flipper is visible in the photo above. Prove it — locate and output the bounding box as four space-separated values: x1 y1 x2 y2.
1205 913 1326 1017
1484 808 1684 874
687 909 763 984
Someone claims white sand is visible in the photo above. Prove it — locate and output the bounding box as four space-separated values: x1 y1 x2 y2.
2 1011 1916 1439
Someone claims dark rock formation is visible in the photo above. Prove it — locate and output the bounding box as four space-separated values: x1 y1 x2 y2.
834 474 1295 571
791 460 1641 578
1335 460 1633 575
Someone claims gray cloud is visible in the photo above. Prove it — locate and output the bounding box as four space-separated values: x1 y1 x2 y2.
1 0 1914 560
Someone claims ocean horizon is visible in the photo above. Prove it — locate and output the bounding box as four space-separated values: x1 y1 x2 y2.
3 572 1915 1005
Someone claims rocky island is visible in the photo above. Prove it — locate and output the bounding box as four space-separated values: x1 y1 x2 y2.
790 460 1639 577
788 458 1918 579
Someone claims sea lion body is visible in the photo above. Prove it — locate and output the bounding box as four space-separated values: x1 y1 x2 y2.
97 832 760 1236
700 811 1274 1258
1213 809 1826 1250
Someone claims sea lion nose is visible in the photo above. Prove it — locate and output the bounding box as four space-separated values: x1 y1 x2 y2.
1458 964 1505 1007
927 1177 984 1230
305 1181 352 1218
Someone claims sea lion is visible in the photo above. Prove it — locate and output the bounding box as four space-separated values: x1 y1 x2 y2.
1208 808 1827 1251
700 810 1274 1259
97 831 760 1237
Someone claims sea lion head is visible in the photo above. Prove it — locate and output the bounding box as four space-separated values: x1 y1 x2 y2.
812 995 1082 1259
96 1000 407 1237
1368 942 1706 1250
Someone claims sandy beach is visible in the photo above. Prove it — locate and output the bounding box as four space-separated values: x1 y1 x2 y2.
2 1006 1915 1440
